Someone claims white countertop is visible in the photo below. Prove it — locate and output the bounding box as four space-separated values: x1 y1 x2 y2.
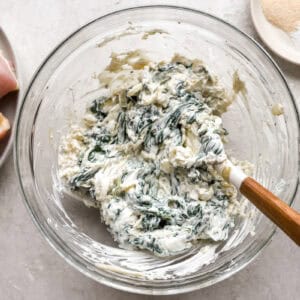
0 1 299 299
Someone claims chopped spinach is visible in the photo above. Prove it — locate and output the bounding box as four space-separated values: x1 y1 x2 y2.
59 55 242 257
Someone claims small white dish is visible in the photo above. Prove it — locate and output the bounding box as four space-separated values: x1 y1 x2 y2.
0 27 20 168
251 0 300 65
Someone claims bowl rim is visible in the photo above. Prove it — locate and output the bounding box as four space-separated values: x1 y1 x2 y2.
14 5 300 295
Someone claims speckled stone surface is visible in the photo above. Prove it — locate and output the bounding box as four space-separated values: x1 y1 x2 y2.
0 1 299 299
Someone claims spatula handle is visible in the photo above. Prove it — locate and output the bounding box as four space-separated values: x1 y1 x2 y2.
240 177 300 246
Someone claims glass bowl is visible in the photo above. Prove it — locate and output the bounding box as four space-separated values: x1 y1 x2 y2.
15 6 299 295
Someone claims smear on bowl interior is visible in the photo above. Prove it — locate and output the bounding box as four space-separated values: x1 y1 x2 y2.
58 50 251 257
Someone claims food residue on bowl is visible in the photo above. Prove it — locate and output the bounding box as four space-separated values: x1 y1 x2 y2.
232 70 247 97
96 27 168 48
271 103 284 116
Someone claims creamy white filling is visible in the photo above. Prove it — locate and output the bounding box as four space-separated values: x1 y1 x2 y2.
58 52 250 257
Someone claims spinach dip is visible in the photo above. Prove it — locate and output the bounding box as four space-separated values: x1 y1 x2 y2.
59 51 247 257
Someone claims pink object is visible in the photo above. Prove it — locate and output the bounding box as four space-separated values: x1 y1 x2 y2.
0 112 10 140
0 51 18 98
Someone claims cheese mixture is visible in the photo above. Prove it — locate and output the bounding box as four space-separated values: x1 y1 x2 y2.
59 51 247 257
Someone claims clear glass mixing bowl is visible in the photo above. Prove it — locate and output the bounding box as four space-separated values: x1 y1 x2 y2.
15 6 299 295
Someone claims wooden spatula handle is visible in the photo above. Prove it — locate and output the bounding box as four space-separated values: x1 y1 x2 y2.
240 177 300 246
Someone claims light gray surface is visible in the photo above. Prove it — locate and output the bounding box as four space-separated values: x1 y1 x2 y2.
0 1 299 299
